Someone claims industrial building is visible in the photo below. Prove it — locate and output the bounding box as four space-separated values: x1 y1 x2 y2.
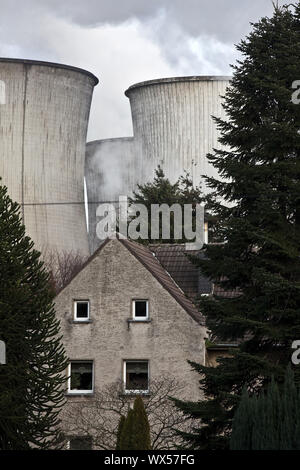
0 59 229 257
86 76 230 254
0 58 98 257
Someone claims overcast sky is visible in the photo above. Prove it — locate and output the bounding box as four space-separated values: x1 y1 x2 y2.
0 0 287 140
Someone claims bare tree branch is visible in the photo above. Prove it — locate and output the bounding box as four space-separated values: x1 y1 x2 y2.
61 377 195 450
43 248 87 294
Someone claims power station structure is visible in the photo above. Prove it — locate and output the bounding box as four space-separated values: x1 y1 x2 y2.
0 59 230 257
0 58 98 257
86 76 230 254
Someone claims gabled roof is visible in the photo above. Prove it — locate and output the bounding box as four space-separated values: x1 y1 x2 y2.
55 237 110 295
56 237 205 326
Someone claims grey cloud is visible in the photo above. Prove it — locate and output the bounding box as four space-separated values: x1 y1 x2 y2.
31 0 287 43
141 11 235 75
0 0 290 141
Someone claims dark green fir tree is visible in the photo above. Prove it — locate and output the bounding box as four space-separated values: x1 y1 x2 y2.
115 415 126 450
231 367 300 450
173 3 300 449
119 408 135 450
128 166 220 243
119 397 151 450
131 396 151 450
0 184 68 449
229 387 254 450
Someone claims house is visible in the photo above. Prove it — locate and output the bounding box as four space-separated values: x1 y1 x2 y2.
55 237 207 449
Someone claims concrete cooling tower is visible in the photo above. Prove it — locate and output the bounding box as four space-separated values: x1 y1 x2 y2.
86 75 231 254
126 76 230 186
86 137 135 205
0 58 98 257
85 137 134 253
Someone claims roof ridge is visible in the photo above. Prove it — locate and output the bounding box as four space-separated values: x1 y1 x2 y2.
55 238 111 295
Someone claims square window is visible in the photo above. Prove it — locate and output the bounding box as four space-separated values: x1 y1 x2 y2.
74 300 89 321
132 300 148 320
68 436 92 450
68 361 93 394
124 360 149 393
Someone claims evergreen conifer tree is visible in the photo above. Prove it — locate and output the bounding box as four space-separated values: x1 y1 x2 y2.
0 184 68 449
173 4 300 449
230 367 300 450
119 408 135 450
131 396 151 450
116 415 126 450
280 366 298 449
119 397 151 450
264 377 281 449
128 166 220 243
230 388 254 450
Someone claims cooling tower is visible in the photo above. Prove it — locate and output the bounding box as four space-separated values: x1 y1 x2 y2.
125 76 230 186
85 137 134 254
85 75 230 254
0 58 98 257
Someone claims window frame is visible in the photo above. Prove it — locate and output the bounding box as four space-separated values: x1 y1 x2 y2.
123 359 149 394
132 299 149 321
73 300 90 322
67 360 94 395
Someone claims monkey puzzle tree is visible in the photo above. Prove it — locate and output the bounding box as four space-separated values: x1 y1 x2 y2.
0 184 68 449
173 4 300 449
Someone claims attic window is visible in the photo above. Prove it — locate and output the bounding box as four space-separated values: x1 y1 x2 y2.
132 300 149 320
74 300 89 321
68 361 93 394
124 360 149 393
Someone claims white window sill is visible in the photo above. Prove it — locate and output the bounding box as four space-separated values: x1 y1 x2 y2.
120 390 150 397
66 391 94 397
